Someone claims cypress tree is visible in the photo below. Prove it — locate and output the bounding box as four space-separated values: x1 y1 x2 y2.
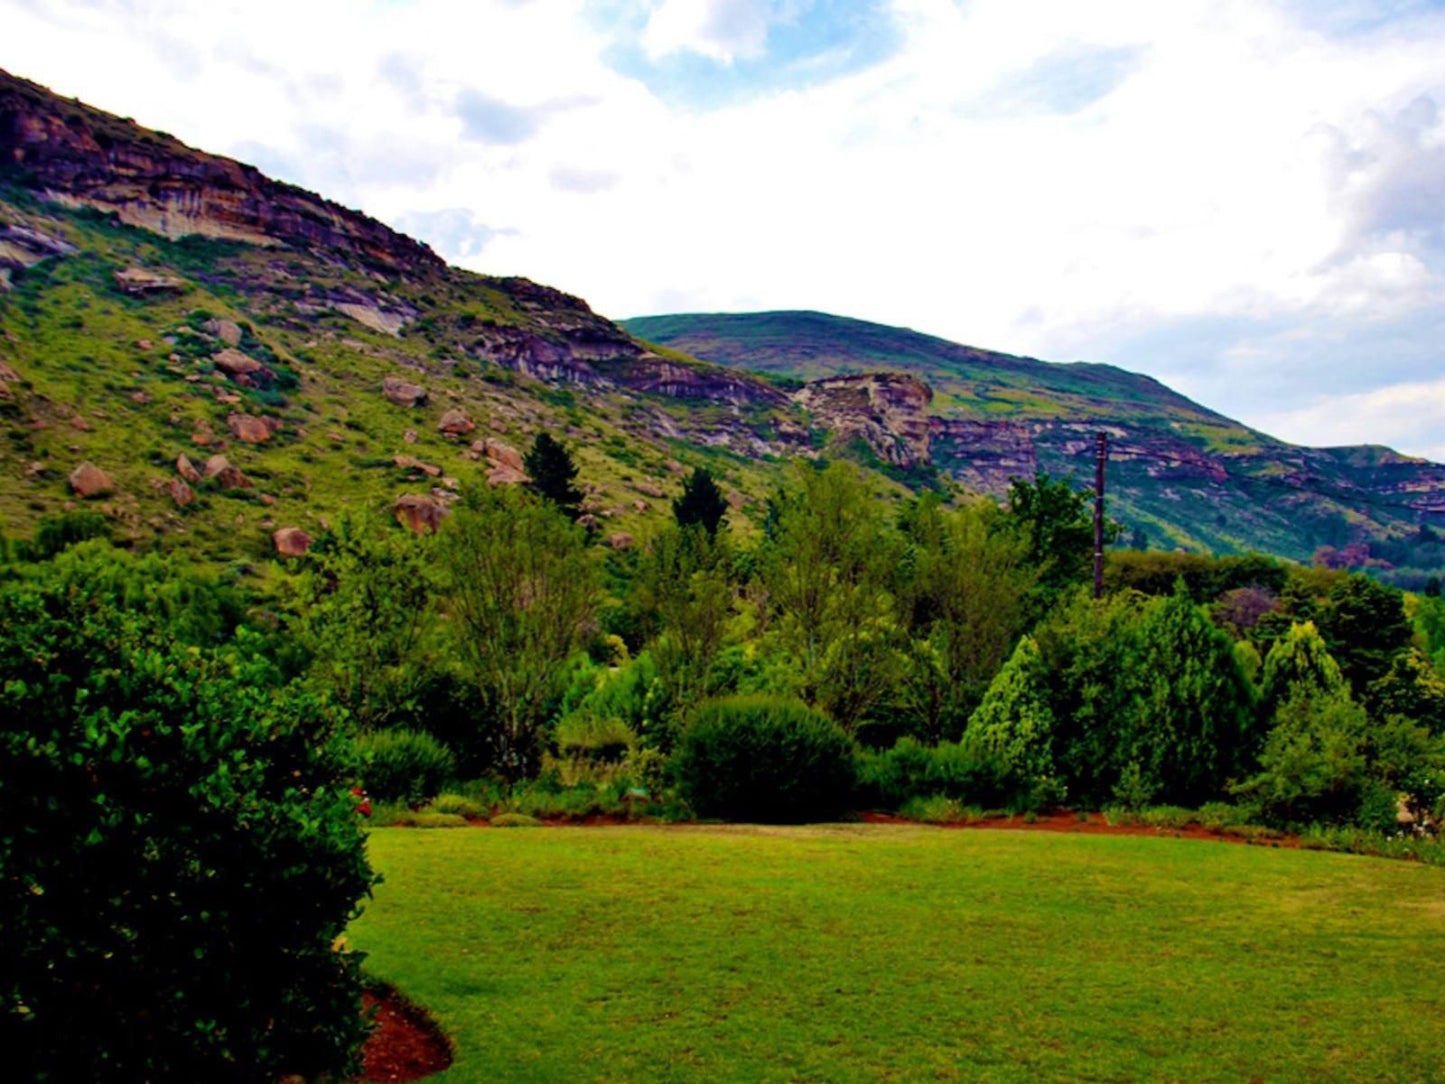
523 432 583 517
672 467 729 536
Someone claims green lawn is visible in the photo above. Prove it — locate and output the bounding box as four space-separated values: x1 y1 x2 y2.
349 824 1445 1083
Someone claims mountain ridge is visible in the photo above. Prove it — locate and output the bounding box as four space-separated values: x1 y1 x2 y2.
2 67 1444 581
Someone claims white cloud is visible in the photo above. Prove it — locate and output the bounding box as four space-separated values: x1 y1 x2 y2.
5 0 1445 453
1253 378 1445 461
641 0 800 63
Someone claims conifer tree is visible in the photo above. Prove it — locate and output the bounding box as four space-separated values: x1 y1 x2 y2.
672 467 729 536
524 432 583 517
963 635 1060 808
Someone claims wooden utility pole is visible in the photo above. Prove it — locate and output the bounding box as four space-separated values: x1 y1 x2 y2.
1093 431 1107 599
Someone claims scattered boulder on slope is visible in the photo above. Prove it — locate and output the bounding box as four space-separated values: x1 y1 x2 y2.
68 461 114 498
382 375 428 408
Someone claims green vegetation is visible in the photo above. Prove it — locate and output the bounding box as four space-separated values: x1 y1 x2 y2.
1 545 374 1082
351 824 1445 1083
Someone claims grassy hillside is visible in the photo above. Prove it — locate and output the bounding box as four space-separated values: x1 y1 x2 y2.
352 824 1445 1082
625 310 1239 428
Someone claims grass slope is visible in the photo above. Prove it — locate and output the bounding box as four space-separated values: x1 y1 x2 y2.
350 824 1445 1083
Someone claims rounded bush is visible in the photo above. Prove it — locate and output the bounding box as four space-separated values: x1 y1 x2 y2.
490 812 542 828
353 727 457 803
676 696 857 822
0 566 375 1082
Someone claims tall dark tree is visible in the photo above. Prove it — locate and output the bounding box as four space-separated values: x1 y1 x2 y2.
524 432 583 517
673 467 729 536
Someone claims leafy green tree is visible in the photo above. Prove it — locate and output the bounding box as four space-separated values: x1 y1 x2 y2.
1368 648 1445 735
762 462 904 731
633 525 733 735
1033 589 1149 806
1001 470 1111 612
524 431 583 517
437 486 597 777
672 466 729 536
1317 574 1412 693
896 500 1038 742
963 635 1061 810
291 515 437 729
1258 620 1347 722
1 551 374 1082
1233 685 1369 827
1128 585 1258 805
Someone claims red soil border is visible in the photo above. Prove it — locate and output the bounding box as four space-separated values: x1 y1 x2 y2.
359 985 453 1082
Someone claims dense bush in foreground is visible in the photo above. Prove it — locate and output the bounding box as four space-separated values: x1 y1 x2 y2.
677 696 857 822
0 552 375 1083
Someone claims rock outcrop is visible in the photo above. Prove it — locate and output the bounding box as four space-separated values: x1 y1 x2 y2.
793 373 934 469
0 69 442 277
392 493 448 534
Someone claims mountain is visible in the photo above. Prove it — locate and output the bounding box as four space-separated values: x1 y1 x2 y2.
2 67 1443 579
623 312 1445 570
0 69 888 564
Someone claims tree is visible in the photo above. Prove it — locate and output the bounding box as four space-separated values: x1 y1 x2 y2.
1128 585 1258 805
437 486 597 777
896 500 1038 742
1317 574 1412 693
633 525 733 729
962 635 1061 810
762 462 904 731
1 548 373 1082
1258 620 1347 722
524 431 583 517
291 514 437 729
1000 470 1111 612
672 466 729 536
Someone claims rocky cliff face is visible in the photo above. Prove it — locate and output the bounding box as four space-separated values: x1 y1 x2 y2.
792 373 933 468
0 69 442 277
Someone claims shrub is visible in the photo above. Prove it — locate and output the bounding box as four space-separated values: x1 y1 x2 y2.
353 728 457 803
1 564 374 1082
676 696 857 822
962 636 1063 811
428 793 487 818
855 737 1000 809
490 812 542 828
391 812 469 828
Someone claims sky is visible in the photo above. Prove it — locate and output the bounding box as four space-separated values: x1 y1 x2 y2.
5 0 1445 457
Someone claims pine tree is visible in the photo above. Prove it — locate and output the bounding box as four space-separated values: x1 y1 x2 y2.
963 635 1060 808
523 432 583 517
672 467 729 536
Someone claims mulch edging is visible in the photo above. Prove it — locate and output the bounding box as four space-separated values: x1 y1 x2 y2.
359 984 453 1082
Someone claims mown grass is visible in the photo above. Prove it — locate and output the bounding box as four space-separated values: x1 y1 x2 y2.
350 824 1445 1083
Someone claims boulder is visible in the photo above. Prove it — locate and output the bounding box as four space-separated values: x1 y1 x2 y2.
484 439 524 471
212 348 270 386
205 318 244 346
392 493 448 534
487 464 528 486
606 532 635 550
438 408 475 435
203 454 251 489
272 527 313 557
68 461 114 498
167 478 195 506
633 500 650 513
227 412 273 444
576 513 600 530
393 454 442 477
632 481 667 499
403 429 418 444
113 267 186 296
175 454 201 482
69 415 90 431
382 375 428 408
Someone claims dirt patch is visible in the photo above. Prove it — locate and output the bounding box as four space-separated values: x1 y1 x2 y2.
359 985 452 1082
